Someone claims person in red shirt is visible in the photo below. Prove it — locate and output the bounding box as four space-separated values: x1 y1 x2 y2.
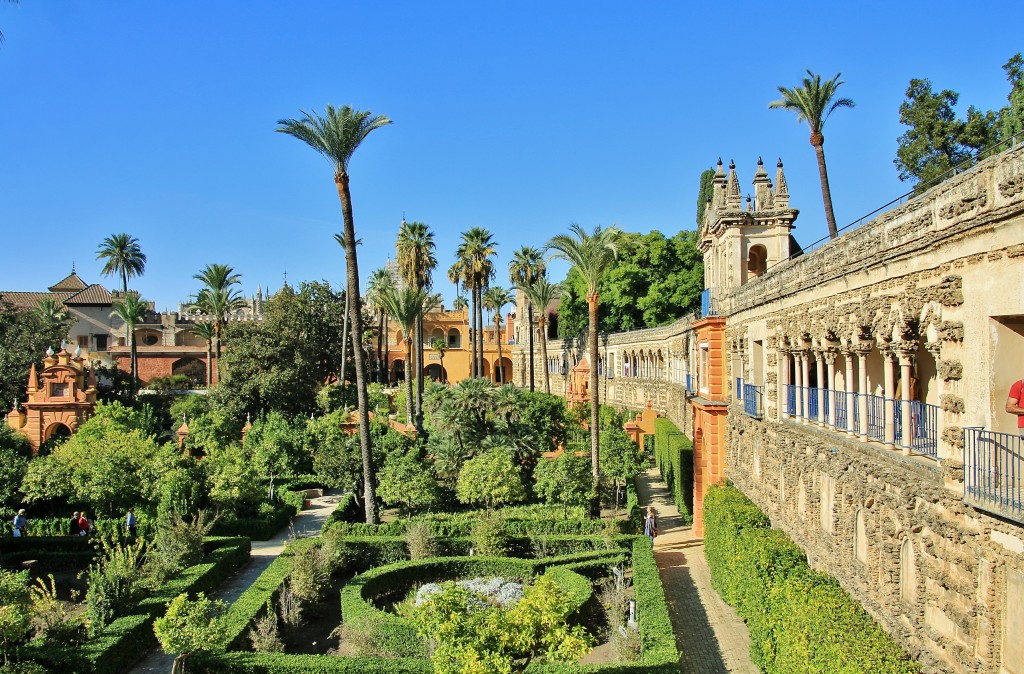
1006 379 1024 436
77 511 91 537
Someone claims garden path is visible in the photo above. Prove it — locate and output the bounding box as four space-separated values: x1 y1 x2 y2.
635 468 759 674
125 489 344 674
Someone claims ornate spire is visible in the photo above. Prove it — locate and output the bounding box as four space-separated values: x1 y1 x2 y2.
726 160 742 209
753 156 773 210
712 157 728 209
774 157 790 208
27 363 38 392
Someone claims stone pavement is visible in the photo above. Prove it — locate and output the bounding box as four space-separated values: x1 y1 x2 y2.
635 469 759 674
126 489 345 674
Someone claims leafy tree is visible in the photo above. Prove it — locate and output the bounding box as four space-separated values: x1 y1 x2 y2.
214 281 344 420
414 574 593 674
547 223 620 517
556 230 702 337
533 451 590 514
522 278 559 394
516 391 567 456
377 453 440 516
599 427 646 510
306 409 361 491
153 592 229 674
277 104 391 525
696 167 716 227
509 246 546 392
29 297 69 331
770 71 855 239
245 412 309 500
95 233 146 294
0 300 70 409
456 449 526 510
894 78 994 187
998 53 1024 140
0 570 31 666
205 443 263 516
21 402 169 517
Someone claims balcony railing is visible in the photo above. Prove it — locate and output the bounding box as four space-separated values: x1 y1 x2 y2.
743 383 763 419
685 373 694 394
782 387 938 460
700 289 718 318
964 428 1024 524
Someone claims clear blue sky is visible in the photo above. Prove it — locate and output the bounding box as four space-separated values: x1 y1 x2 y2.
2 2 1021 311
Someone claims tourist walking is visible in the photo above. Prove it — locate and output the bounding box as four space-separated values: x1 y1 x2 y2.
644 506 658 543
1006 377 1024 437
12 509 28 537
69 511 80 536
126 508 137 537
78 511 91 537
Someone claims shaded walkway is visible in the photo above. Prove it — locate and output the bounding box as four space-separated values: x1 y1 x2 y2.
126 490 344 674
635 469 759 674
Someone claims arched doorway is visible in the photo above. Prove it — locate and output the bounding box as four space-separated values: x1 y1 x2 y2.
391 359 406 382
494 357 513 384
172 357 207 388
39 422 72 454
425 364 448 382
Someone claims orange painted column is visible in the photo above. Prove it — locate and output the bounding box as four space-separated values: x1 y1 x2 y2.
690 316 728 537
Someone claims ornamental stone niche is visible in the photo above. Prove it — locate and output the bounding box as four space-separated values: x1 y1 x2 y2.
5 346 97 454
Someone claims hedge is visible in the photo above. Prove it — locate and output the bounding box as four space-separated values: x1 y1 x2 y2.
320 492 361 532
652 417 693 524
325 506 613 539
703 484 920 674
212 496 301 541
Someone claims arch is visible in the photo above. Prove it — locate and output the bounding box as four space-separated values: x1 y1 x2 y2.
447 328 462 349
899 538 917 604
430 328 445 344
854 509 869 565
494 357 513 384
391 359 406 381
171 357 207 387
747 244 768 280
44 422 72 442
395 330 404 346
424 364 447 382
481 360 491 380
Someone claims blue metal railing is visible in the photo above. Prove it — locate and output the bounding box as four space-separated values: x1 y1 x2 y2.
807 387 819 421
831 389 849 431
893 400 938 458
685 373 693 394
700 289 718 318
785 384 796 416
863 394 886 443
743 383 763 418
735 377 744 400
964 427 1024 524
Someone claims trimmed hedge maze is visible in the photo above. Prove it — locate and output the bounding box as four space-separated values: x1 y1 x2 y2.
703 483 919 674
195 501 680 673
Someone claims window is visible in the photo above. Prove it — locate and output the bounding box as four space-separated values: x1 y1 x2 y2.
77 336 90 348
95 335 108 351
699 343 709 393
50 383 69 398
144 335 159 346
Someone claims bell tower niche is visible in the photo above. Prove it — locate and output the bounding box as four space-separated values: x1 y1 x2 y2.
6 346 98 454
698 157 800 298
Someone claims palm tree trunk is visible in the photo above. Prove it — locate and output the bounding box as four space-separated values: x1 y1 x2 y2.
588 292 601 518
341 290 350 398
206 340 213 387
813 139 839 239
384 315 391 385
415 312 424 433
469 285 478 377
527 303 535 392
439 352 445 381
335 173 379 525
476 286 485 377
404 339 414 424
377 314 384 383
130 328 138 398
495 318 503 383
538 316 550 394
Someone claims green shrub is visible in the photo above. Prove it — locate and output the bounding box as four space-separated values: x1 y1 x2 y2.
652 418 693 524
470 512 509 556
703 483 919 674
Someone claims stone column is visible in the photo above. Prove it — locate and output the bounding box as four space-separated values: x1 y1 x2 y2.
897 348 915 456
799 350 810 422
926 341 944 457
882 346 896 449
854 345 870 441
842 347 856 437
824 349 837 428
779 348 790 421
814 349 826 426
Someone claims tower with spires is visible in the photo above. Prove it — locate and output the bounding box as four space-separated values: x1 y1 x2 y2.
698 157 800 297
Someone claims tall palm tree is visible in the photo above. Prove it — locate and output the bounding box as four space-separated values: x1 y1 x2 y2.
96 233 147 294
396 220 437 434
277 105 390 524
509 246 546 391
431 338 448 382
483 286 514 384
456 228 497 378
547 224 620 517
522 278 559 395
189 321 217 387
379 285 427 425
448 261 472 373
110 293 149 398
333 234 363 396
770 71 855 239
190 263 246 377
367 268 395 384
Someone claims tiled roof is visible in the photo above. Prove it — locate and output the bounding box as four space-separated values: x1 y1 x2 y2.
64 284 113 305
47 272 88 292
0 291 72 310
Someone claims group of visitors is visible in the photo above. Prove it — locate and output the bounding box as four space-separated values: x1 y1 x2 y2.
10 508 139 538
